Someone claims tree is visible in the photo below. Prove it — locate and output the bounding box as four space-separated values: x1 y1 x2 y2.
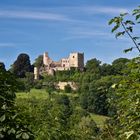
102 57 140 140
80 76 114 115
85 58 101 73
101 6 140 140
56 95 73 128
0 62 5 71
112 58 130 75
25 72 34 92
17 72 34 92
0 69 34 139
11 53 32 78
33 55 43 68
100 63 114 76
71 116 99 140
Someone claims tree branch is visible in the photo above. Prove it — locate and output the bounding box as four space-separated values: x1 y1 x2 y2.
121 21 140 53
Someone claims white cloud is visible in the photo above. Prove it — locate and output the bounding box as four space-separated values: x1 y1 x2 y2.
62 29 114 41
0 43 15 48
0 10 72 22
70 30 109 36
43 5 130 16
83 6 129 15
0 6 130 22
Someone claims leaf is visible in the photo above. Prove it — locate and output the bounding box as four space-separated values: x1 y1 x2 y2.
126 26 133 32
11 114 17 120
0 115 5 122
111 25 120 33
113 17 122 24
124 20 135 25
120 13 128 17
0 134 4 139
132 37 140 41
123 47 133 53
108 18 114 25
22 132 30 140
8 128 16 135
125 131 134 139
16 133 22 139
132 9 140 15
111 84 117 88
1 104 7 110
136 14 140 20
115 31 125 38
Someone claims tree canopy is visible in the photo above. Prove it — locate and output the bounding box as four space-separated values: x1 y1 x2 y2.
11 53 32 78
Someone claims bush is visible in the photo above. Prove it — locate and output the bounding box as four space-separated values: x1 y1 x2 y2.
0 69 34 139
34 80 43 89
64 84 72 93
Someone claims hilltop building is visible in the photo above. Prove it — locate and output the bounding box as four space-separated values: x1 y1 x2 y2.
34 52 84 80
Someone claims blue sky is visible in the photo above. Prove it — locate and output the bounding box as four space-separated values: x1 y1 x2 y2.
0 0 140 69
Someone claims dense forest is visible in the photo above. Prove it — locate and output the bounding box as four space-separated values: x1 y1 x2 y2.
0 6 140 140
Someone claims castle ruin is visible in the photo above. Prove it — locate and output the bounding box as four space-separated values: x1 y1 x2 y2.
34 52 84 79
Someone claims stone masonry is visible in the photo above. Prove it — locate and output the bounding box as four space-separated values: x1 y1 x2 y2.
34 52 84 79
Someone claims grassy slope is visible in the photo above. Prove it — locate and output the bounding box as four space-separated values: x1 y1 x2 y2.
16 89 108 127
16 89 49 99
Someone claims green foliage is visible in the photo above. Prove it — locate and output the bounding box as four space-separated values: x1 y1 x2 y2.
109 6 140 53
11 53 32 78
85 58 101 73
104 6 140 139
101 57 140 140
133 6 140 21
16 95 68 139
16 72 34 92
80 76 115 116
64 84 72 93
79 57 129 116
100 63 114 76
34 80 43 89
113 57 140 139
0 69 34 139
0 69 16 103
0 62 5 71
16 90 106 140
45 81 56 95
70 116 99 140
55 69 80 82
33 55 43 68
2 5 139 140
112 58 130 75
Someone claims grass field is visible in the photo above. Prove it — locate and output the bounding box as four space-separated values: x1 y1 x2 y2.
16 89 108 127
16 89 49 99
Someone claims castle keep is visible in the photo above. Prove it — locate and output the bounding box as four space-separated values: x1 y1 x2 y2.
34 52 84 79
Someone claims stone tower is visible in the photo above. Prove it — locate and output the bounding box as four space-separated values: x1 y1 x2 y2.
69 52 84 70
43 52 49 66
34 67 39 80
43 52 52 67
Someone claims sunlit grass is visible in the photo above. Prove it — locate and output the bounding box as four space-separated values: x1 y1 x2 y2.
16 89 49 99
90 114 109 128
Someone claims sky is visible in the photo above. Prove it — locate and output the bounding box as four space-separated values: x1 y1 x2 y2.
0 0 140 69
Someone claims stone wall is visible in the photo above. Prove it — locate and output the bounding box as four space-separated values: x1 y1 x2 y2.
57 82 77 90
